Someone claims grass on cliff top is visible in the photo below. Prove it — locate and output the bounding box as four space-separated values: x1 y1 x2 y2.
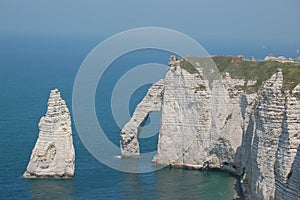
211 56 300 93
180 59 199 74
179 56 300 93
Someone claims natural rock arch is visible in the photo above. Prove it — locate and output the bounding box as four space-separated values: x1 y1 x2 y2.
120 80 164 157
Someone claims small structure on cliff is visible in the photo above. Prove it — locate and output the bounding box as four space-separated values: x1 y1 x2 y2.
264 54 295 63
23 89 75 178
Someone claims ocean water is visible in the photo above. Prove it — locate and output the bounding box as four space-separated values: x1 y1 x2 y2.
2 35 295 200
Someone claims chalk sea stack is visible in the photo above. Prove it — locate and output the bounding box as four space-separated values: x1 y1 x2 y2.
23 89 75 178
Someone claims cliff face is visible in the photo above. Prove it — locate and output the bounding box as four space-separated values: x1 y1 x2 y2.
120 56 300 199
242 71 300 200
23 89 75 178
244 69 285 199
152 57 213 167
274 86 300 200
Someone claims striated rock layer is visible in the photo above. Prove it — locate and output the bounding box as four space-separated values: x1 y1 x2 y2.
152 56 213 166
23 89 75 178
242 72 300 200
121 56 300 200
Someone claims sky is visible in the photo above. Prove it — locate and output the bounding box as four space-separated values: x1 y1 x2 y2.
0 0 299 55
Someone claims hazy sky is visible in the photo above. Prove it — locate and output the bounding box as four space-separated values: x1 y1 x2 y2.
1 0 299 44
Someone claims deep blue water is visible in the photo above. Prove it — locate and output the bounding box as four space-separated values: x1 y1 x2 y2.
0 35 296 200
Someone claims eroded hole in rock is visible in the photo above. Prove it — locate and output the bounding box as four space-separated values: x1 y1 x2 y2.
223 162 229 166
287 171 293 179
139 111 161 154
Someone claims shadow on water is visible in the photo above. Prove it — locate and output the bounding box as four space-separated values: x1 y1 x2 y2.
121 167 237 200
158 168 236 200
27 178 74 200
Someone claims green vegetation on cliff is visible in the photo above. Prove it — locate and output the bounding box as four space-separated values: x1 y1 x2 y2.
180 59 199 74
212 56 300 93
180 56 300 94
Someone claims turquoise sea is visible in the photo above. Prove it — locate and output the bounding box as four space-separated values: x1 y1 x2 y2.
0 35 297 200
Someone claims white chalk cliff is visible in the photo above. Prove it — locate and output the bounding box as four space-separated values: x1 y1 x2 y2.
23 89 75 178
242 75 300 200
120 56 300 200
